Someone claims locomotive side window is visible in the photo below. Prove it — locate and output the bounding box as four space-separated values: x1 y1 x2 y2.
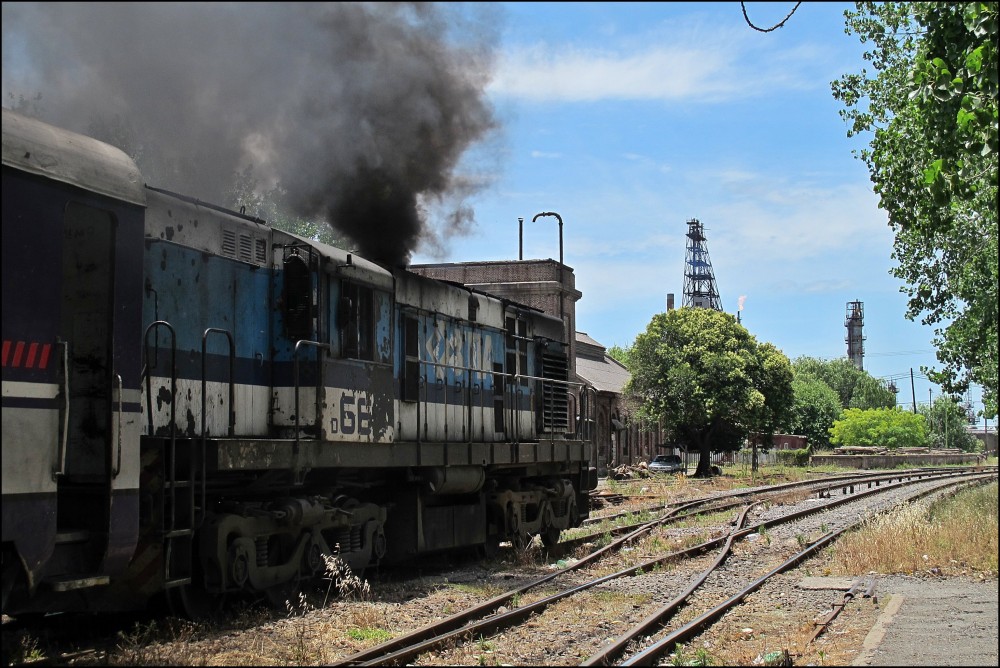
283 253 313 341
401 315 419 401
340 282 376 361
504 316 528 380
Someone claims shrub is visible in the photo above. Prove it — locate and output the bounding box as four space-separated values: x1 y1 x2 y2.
829 407 929 448
775 447 811 466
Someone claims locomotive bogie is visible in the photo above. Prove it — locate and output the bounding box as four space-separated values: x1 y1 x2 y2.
199 496 386 595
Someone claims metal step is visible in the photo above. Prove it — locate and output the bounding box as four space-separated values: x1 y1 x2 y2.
163 577 193 589
48 575 110 592
164 528 193 539
54 530 90 544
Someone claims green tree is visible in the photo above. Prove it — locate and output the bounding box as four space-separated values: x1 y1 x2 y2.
84 110 351 250
787 373 843 450
606 344 633 368
829 407 929 449
791 357 896 410
625 307 794 477
832 2 998 418
227 165 349 248
920 395 981 452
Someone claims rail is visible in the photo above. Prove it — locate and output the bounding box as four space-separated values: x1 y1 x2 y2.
413 356 589 442
200 328 235 526
52 339 70 480
293 339 331 450
336 469 995 667
111 372 123 477
143 321 177 529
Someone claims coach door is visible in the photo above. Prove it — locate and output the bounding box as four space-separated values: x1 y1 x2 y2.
56 202 124 576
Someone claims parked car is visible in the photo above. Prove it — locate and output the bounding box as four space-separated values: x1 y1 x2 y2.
648 454 686 474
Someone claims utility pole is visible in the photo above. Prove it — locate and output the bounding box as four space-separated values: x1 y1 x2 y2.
929 388 934 441
910 368 917 413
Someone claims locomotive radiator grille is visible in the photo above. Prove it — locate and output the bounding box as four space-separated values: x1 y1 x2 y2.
540 350 570 434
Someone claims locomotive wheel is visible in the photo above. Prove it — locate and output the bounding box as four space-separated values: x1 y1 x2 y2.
165 584 226 621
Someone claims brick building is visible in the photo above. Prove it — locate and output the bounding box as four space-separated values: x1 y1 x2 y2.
575 332 664 474
409 259 582 365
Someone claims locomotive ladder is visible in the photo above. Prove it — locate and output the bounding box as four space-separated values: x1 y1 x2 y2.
144 322 234 589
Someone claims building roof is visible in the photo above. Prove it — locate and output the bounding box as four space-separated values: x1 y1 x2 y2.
575 331 630 394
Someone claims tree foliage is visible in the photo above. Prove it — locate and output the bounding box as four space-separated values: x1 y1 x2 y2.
625 307 794 477
227 165 349 248
919 395 981 452
786 372 843 450
791 356 896 410
606 344 633 369
829 407 929 448
832 2 998 418
84 108 351 250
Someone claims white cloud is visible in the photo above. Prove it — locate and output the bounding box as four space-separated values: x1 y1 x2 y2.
488 26 822 104
530 150 562 159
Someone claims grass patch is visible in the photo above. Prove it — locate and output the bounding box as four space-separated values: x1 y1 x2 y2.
831 481 998 577
444 581 505 598
592 589 652 606
347 627 392 643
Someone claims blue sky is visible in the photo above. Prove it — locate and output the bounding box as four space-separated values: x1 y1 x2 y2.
407 2 988 425
1 2 987 424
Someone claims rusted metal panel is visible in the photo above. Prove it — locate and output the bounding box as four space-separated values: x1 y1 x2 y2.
209 438 590 473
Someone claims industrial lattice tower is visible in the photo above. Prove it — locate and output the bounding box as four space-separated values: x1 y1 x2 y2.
845 300 865 370
682 218 723 310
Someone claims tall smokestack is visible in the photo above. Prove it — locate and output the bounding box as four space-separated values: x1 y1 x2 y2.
1 3 501 267
845 300 865 370
666 293 675 311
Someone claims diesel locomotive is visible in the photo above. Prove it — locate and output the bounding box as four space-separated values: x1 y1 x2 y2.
1 107 597 617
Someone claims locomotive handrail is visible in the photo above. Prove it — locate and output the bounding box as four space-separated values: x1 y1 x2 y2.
111 373 123 478
413 356 588 444
438 376 448 443
579 384 597 443
52 339 70 481
293 339 331 453
143 321 177 532
201 328 236 437
418 374 425 446
142 321 176 438
201 328 235 527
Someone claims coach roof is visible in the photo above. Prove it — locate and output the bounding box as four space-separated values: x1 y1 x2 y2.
2 107 146 207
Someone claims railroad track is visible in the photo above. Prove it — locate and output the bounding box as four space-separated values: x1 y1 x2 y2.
566 467 982 555
334 467 995 665
8 467 992 665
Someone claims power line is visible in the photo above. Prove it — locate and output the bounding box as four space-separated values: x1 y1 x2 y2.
866 349 936 357
741 1 802 33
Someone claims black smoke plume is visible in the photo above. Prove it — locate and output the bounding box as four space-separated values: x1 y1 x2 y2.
1 2 501 266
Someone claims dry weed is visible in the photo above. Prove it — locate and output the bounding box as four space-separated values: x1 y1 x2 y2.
831 482 998 577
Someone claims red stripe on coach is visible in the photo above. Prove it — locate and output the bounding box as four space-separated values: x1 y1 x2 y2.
39 343 52 370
